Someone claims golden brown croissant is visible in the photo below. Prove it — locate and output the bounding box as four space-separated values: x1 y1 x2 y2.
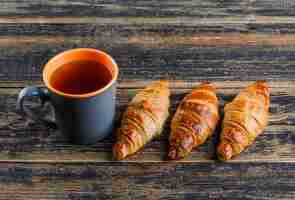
217 81 270 161
168 83 220 160
113 80 170 160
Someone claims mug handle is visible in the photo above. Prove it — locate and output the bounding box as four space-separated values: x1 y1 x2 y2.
17 86 57 129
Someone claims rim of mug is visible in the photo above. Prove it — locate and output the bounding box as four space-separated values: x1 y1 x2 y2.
43 48 118 99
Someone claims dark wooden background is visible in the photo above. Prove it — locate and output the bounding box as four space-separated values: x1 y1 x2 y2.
0 0 295 199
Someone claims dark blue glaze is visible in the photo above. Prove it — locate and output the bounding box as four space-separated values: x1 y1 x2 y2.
52 83 116 144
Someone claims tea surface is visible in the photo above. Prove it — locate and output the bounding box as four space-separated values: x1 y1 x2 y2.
50 60 112 95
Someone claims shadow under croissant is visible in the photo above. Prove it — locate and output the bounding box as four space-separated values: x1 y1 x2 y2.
214 97 225 161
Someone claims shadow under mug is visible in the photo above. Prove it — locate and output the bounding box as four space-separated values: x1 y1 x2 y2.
17 48 119 144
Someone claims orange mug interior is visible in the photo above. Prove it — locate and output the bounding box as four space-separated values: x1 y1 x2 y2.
43 48 118 98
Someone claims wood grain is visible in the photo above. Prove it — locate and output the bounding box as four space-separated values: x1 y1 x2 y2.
4 34 295 46
0 163 294 200
0 34 295 81
0 0 293 18
0 80 292 163
1 17 295 36
0 0 250 17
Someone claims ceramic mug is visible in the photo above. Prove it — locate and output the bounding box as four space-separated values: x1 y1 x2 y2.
17 48 119 144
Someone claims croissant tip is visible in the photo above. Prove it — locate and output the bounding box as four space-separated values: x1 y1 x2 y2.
168 146 188 160
113 142 129 160
158 80 169 87
253 80 270 95
168 152 175 160
168 147 178 160
256 80 268 86
201 81 211 84
148 80 169 89
198 82 216 92
217 142 233 161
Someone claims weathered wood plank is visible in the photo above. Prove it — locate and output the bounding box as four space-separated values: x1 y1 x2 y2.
0 163 294 199
0 0 249 17
0 34 295 81
0 163 130 200
2 17 295 36
253 0 295 17
0 0 294 18
0 81 292 163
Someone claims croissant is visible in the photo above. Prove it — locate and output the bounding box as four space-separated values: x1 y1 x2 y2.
217 81 270 161
113 80 170 160
168 83 220 160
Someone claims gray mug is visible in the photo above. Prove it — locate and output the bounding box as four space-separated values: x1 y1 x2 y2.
17 48 119 144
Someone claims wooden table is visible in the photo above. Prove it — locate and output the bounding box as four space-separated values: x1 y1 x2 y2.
0 0 295 199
